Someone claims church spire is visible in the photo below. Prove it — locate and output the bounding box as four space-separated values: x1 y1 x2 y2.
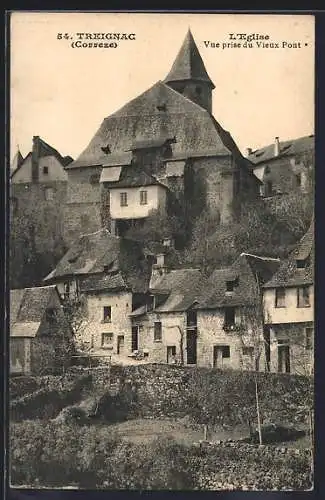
164 29 215 89
164 29 215 112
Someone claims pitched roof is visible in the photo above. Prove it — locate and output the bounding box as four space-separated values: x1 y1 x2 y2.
67 81 232 169
248 135 314 165
44 229 121 280
263 221 314 288
164 29 215 88
10 285 59 337
10 137 73 178
196 253 280 309
44 229 152 293
150 268 207 312
10 149 24 173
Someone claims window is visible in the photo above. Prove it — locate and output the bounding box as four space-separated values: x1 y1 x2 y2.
265 165 271 174
101 332 113 347
90 173 100 184
265 181 273 197
46 307 57 323
297 286 310 308
221 345 230 358
275 288 286 308
224 307 235 327
147 295 155 312
296 173 301 187
44 187 54 201
195 85 202 95
63 282 70 299
242 346 254 357
226 281 234 292
120 192 128 206
305 327 313 350
43 166 49 175
154 321 162 341
140 190 148 205
296 257 309 269
103 306 112 322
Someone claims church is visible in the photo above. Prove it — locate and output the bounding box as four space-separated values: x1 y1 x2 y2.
63 29 261 245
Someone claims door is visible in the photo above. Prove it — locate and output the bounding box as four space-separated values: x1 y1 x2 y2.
131 326 139 352
213 345 230 368
278 345 290 373
186 330 197 364
117 335 125 355
167 345 176 364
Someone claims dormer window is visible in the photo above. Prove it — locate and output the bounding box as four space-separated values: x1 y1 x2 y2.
226 278 239 293
296 257 309 269
46 307 57 323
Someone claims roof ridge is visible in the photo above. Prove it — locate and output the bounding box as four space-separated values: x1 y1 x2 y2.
240 252 281 262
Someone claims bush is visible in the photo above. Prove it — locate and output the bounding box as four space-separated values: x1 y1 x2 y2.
10 374 93 421
9 376 39 400
10 421 195 489
10 421 311 490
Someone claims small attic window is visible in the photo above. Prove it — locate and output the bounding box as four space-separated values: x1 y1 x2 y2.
90 173 100 184
195 86 202 95
296 257 309 269
156 103 167 112
226 278 239 292
255 151 265 158
265 166 271 174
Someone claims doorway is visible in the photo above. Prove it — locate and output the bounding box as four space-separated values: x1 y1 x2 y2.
167 345 176 364
131 326 139 352
186 330 197 364
117 335 125 355
278 343 290 373
213 345 230 368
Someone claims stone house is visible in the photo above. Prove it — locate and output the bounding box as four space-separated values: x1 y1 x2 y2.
10 136 73 287
63 29 261 245
130 252 280 370
43 229 153 355
246 135 314 198
263 221 314 375
10 285 69 375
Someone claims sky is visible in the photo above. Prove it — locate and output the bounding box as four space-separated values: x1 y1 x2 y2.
10 12 315 163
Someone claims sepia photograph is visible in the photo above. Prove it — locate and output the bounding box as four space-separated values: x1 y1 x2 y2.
9 11 314 491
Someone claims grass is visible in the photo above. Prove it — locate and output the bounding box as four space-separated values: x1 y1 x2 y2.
89 417 310 449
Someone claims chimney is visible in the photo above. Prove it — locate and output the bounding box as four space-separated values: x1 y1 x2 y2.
274 137 280 157
162 237 174 248
31 135 40 183
149 253 168 289
245 147 252 157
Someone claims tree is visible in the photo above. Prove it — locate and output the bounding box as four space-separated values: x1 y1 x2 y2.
124 209 186 249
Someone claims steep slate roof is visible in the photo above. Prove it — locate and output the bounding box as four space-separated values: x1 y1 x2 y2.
10 285 59 337
196 253 280 309
248 135 314 166
67 81 232 169
263 221 314 288
164 29 215 88
150 268 207 312
44 229 152 294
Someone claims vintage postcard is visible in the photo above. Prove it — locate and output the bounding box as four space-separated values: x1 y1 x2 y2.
9 11 314 491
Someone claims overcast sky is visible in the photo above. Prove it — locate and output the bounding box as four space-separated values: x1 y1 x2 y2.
10 12 314 163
